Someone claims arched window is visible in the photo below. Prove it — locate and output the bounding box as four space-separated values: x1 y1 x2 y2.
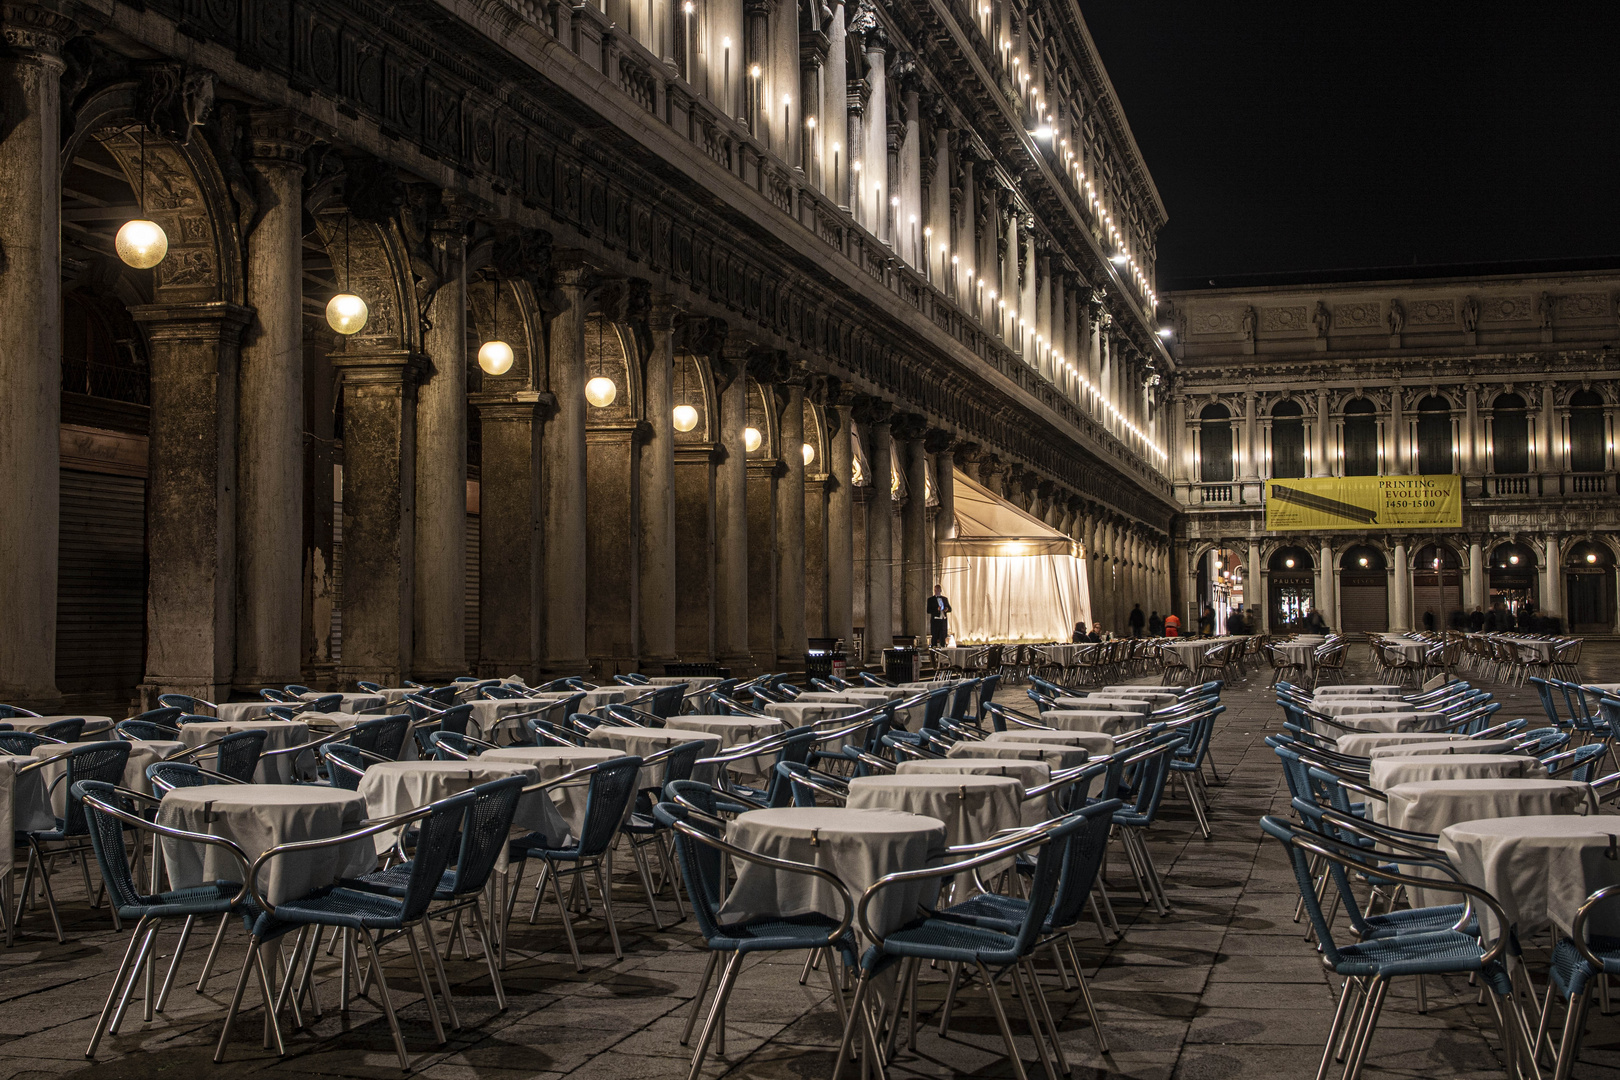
1270 399 1305 479
1343 398 1378 476
1492 393 1529 474
1570 389 1605 473
1416 395 1453 475
1199 403 1233 483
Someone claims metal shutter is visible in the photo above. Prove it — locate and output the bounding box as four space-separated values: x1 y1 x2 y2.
330 494 343 663
56 469 147 698
1339 581 1388 632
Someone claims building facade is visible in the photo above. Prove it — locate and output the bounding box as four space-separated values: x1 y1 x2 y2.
1164 267 1620 637
0 0 1178 712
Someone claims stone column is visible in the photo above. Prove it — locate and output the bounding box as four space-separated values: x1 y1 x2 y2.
775 384 807 663
137 304 252 706
1315 388 1331 476
542 256 592 675
932 438 956 560
827 398 856 653
473 384 546 681
1542 534 1562 618
899 420 930 637
1247 538 1264 631
412 215 469 681
235 114 314 690
1315 540 1341 634
1036 252 1052 377
1388 386 1405 474
825 2 848 203
0 2 72 709
639 297 681 667
1391 537 1411 631
1540 382 1558 478
333 350 421 685
861 407 894 662
1466 535 1486 614
1240 389 1258 481
715 344 752 671
1463 382 1481 480
863 39 888 230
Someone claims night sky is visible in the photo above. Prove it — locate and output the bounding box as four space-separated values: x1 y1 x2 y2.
1078 3 1620 289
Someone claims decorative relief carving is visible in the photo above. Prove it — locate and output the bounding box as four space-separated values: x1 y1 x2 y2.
1333 301 1382 329
1188 310 1239 335
1481 296 1531 322
1556 293 1609 320
1407 298 1454 326
1259 306 1308 332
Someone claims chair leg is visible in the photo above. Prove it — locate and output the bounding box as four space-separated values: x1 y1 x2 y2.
681 951 720 1046
359 928 410 1069
213 937 262 1064
422 921 462 1031
976 961 1031 1080
686 950 742 1080
196 912 231 992
86 916 151 1059
550 864 584 971
831 971 873 1080
1317 976 1360 1080
154 914 196 1013
469 902 508 1011
1342 976 1388 1080
593 860 624 960
1007 961 1059 1080
630 841 665 930
403 926 447 1044
1022 957 1071 1077
108 919 160 1036
1554 984 1593 1080
1065 935 1109 1055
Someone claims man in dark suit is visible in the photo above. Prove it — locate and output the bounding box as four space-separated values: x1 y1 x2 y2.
927 584 952 646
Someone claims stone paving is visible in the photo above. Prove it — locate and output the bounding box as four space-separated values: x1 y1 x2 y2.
4 645 1620 1079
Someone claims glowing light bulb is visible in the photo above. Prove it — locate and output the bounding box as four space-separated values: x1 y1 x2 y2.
326 292 369 335
477 339 514 375
585 376 617 407
115 218 168 269
1285 558 1295 568
744 426 762 452
673 404 699 432
802 442 816 465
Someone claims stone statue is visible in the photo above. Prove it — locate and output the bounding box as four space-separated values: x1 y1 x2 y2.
1313 300 1331 338
1461 295 1479 332
1538 291 1554 329
1387 299 1404 334
1240 306 1255 341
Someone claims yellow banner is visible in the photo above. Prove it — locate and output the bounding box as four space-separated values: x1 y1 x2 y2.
1264 475 1463 531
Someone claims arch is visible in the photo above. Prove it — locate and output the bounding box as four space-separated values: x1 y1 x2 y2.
802 397 828 475
1415 394 1454 474
314 210 421 354
1339 545 1387 571
1490 541 1537 570
744 376 778 458
581 316 641 423
671 352 717 444
1489 392 1530 475
1198 402 1233 483
1269 397 1306 479
1569 388 1606 473
1269 397 1304 418
1566 538 1617 632
1488 540 1539 619
1338 543 1388 632
1268 545 1313 572
1342 397 1378 476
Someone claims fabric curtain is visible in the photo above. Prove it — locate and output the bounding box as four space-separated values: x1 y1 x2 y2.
940 553 1091 644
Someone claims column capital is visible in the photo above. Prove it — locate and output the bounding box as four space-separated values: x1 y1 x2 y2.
922 428 955 455
647 292 683 332
246 109 317 167
1 0 78 57
891 412 928 443
850 394 894 428
330 348 424 385
470 389 556 422
550 248 597 288
130 300 253 342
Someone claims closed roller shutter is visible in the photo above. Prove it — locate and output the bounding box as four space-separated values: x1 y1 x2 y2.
1412 577 1461 630
56 469 147 698
466 513 480 669
330 495 343 663
1339 577 1388 633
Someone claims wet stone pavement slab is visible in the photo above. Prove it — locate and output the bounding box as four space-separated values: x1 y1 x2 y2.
5 642 1620 1079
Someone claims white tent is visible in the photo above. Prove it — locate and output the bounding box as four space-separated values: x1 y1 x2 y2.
939 469 1090 643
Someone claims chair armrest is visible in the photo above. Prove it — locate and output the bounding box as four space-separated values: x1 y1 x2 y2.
668 818 854 945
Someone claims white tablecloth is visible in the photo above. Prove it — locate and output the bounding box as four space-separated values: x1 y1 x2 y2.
1038 709 1143 736
718 807 946 939
1086 687 1180 708
530 689 627 714
1365 739 1519 759
0 756 57 876
794 691 922 728
764 701 864 732
465 699 557 744
1380 778 1595 834
986 729 1117 757
213 702 283 724
158 786 374 905
645 676 723 689
1053 696 1151 715
846 774 1022 850
1315 699 1414 716
357 760 568 864
298 692 385 714
584 725 722 790
947 739 1089 773
1378 637 1429 662
664 715 784 782
1276 643 1317 669
1327 711 1447 734
936 647 980 668
1315 685 1406 696
29 741 185 813
178 720 310 783
1 715 114 736
480 746 624 831
896 757 1050 791
1335 732 1472 756
1368 753 1548 792
1441 816 1620 939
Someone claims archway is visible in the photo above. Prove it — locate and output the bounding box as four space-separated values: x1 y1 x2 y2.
1411 543 1462 631
1196 546 1245 634
1339 545 1388 632
1488 541 1538 622
1267 545 1315 631
1565 541 1615 633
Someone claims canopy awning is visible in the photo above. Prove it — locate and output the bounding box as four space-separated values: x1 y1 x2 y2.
941 469 1078 559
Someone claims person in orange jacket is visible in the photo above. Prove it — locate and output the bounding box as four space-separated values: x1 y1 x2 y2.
1164 613 1181 637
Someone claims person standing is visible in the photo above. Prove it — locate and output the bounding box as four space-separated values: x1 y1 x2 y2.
1199 604 1216 637
1128 603 1145 638
1148 610 1164 636
1164 612 1181 637
927 584 952 647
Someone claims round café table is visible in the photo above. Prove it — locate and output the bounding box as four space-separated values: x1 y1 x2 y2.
29 740 186 812
1314 699 1415 716
1 715 113 736
947 739 1089 773
1086 687 1181 708
178 719 310 783
298 691 385 714
1379 778 1595 834
1052 697 1151 715
1334 731 1472 757
763 700 864 730
898 758 1052 826
1314 685 1406 696
357 760 569 873
1326 711 1446 734
986 729 1117 757
1038 709 1143 736
1364 739 1521 760
213 702 284 724
846 774 1023 852
1441 816 1620 939
0 755 57 881
464 699 557 745
158 785 374 905
479 745 623 831
717 806 947 940
1367 753 1548 793
664 715 783 782
584 725 722 789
